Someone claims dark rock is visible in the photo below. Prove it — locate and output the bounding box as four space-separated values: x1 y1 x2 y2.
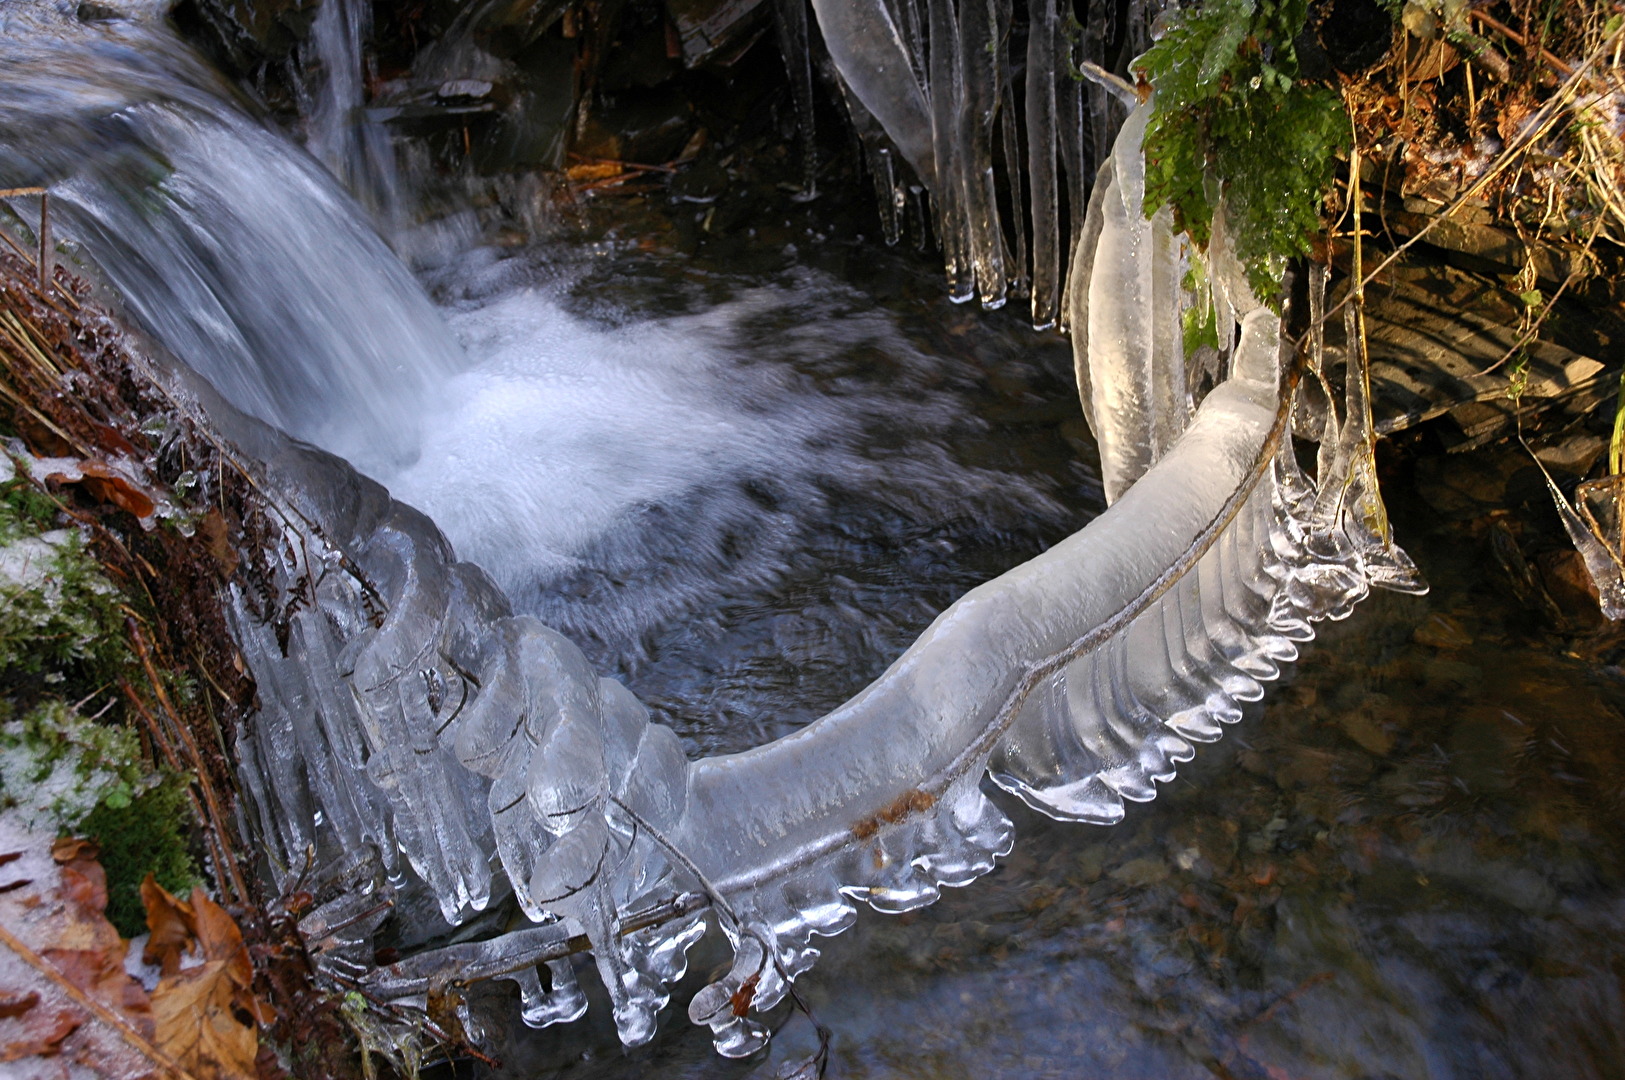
666 0 771 68
172 0 316 72
576 92 694 164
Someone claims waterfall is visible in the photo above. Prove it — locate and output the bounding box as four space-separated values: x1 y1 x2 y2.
299 0 405 226
0 0 460 477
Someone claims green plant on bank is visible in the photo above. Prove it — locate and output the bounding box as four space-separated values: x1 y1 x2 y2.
0 456 197 935
1139 0 1353 302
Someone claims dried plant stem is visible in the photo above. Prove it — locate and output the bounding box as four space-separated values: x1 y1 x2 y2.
127 617 251 905
1324 25 1625 329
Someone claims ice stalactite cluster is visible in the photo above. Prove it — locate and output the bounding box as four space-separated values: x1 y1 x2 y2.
218 111 1425 1057
806 0 1167 327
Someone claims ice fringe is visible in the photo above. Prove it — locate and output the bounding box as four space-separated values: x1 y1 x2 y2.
220 113 1426 1058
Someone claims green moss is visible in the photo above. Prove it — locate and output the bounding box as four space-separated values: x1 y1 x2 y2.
82 771 197 936
0 461 198 936
1139 0 1354 301
1 468 130 696
0 700 199 937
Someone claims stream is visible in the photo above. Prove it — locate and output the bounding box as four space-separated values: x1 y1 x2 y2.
4 2 1625 1077
439 215 1625 1080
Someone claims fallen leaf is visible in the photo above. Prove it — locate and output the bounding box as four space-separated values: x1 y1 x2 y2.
0 990 39 1019
152 958 258 1080
0 822 159 1078
199 510 239 578
141 874 195 977
78 461 157 519
0 1002 79 1061
142 880 271 1077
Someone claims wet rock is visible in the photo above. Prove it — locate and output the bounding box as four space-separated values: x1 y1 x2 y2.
478 36 577 172
1415 450 1522 520
1072 845 1106 885
1109 856 1170 888
575 93 695 164
669 158 730 203
1276 747 1338 791
173 0 316 76
1339 703 1397 757
1246 815 1290 855
1411 612 1472 650
1421 657 1480 695
1537 548 1605 623
666 0 771 68
1534 433 1608 475
1445 709 1520 795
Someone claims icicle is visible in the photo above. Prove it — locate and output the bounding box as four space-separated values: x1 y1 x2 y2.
828 76 908 244
774 0 820 199
1055 19 1090 332
1330 305 1428 594
998 32 1029 302
808 0 936 187
1535 469 1625 619
1067 102 1189 504
1026 0 1062 330
928 0 974 302
956 0 1010 308
883 0 928 86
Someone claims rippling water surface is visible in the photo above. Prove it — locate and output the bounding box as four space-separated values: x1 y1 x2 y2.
453 240 1625 1080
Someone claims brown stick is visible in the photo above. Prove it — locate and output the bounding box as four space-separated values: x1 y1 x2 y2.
1469 9 1579 79
37 191 49 291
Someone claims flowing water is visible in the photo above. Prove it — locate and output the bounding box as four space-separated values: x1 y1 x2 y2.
4 4 1625 1078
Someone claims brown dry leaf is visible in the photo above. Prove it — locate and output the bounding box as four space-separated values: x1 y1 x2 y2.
198 510 239 578
0 990 40 1019
143 881 270 1078
78 461 157 519
141 875 195 978
0 825 162 1078
151 959 257 1080
0 1001 80 1062
38 840 152 1020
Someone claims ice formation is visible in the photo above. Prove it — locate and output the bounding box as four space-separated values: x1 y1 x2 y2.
808 0 1163 324
0 0 1427 1060
216 116 1423 1060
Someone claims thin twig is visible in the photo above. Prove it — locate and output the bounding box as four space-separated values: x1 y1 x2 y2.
0 922 200 1080
127 617 251 905
1322 26 1625 330
1474 216 1605 376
